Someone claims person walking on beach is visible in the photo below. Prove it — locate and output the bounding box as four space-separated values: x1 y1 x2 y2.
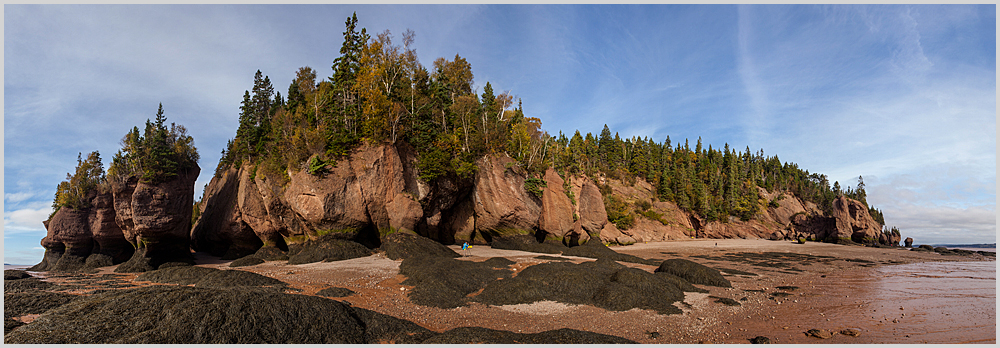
462 242 471 257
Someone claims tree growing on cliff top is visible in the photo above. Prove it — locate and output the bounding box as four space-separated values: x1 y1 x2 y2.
108 103 199 184
51 150 105 216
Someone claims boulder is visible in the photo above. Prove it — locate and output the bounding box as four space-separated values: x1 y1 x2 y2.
382 231 460 260
806 329 832 339
599 223 635 245
537 168 574 243
471 155 540 240
655 259 732 288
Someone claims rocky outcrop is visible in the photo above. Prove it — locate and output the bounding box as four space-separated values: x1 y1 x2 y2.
193 143 428 258
904 237 914 248
471 155 541 241
30 207 93 272
830 196 882 244
190 165 262 259
188 143 895 262
89 192 131 263
30 190 135 272
537 168 575 244
576 179 607 237
114 166 200 272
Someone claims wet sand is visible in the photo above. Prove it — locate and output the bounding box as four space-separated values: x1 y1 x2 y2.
17 239 996 344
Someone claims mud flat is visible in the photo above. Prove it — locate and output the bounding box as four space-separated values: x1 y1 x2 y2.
7 239 994 344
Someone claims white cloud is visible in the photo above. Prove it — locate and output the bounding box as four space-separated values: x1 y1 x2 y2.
3 207 53 234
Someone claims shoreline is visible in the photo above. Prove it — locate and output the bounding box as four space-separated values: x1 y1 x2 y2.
10 239 995 344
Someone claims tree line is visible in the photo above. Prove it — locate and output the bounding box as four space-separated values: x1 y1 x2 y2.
212 13 889 231
51 105 198 218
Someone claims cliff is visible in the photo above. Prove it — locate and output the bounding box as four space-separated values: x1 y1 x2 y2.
109 166 201 272
30 190 132 272
190 143 896 258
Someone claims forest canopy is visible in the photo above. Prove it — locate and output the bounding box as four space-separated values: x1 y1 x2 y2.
107 103 199 185
213 13 886 228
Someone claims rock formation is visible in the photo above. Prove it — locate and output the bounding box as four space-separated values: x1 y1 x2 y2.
114 166 200 272
30 191 133 272
904 237 914 248
830 196 882 244
470 155 541 241
537 168 576 244
188 142 896 260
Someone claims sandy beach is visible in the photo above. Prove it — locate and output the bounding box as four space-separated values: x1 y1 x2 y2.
13 239 995 344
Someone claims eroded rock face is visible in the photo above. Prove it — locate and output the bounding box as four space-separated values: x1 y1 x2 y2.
191 165 262 259
284 161 369 237
577 179 608 238
471 155 540 241
904 237 914 248
114 166 200 272
31 190 135 271
538 168 574 243
30 208 92 271
830 196 882 244
89 192 132 263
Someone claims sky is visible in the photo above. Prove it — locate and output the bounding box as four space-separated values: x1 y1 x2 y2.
4 5 995 265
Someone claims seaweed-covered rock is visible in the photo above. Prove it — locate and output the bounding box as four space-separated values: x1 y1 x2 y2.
654 272 709 293
422 327 635 344
476 259 685 314
253 245 289 261
4 278 54 294
563 242 658 265
655 259 732 288
316 287 356 298
4 270 32 281
490 234 569 255
399 256 513 308
135 266 286 289
4 292 79 319
711 296 741 306
382 231 459 260
3 285 426 344
592 267 684 314
749 336 771 344
286 235 372 265
229 255 265 268
84 253 114 269
5 318 25 333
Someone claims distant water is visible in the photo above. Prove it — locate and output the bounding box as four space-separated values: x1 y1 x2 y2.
947 247 996 253
4 264 31 270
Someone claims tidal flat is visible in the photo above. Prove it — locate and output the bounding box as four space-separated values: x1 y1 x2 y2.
5 239 995 344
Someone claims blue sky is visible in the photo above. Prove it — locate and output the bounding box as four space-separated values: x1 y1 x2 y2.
4 5 995 264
